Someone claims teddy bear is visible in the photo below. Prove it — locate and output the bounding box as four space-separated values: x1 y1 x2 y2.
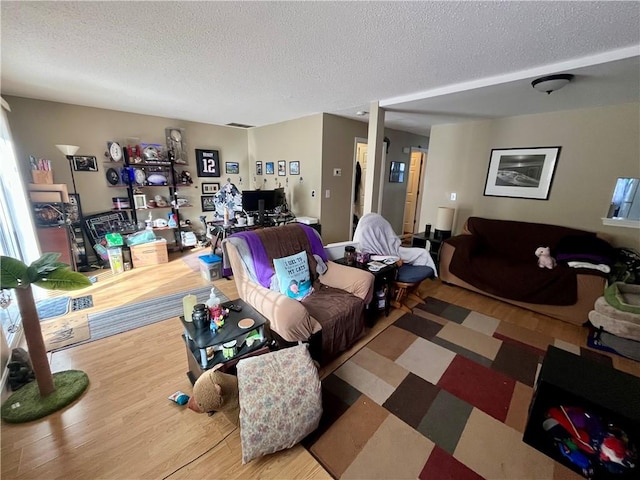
187 368 240 426
535 246 557 269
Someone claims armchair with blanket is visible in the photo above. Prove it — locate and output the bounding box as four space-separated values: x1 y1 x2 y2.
223 223 374 362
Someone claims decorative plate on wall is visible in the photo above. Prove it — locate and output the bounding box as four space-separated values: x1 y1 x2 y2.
106 167 120 185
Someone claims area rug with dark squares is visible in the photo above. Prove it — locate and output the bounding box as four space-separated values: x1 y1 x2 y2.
303 297 620 480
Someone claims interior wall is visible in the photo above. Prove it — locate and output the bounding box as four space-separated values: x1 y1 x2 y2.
380 128 430 233
419 102 640 249
320 114 368 244
247 114 323 222
5 96 248 234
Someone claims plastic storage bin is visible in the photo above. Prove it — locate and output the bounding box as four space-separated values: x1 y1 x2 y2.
199 254 222 281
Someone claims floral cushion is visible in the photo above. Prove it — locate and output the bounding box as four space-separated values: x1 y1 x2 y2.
237 344 322 464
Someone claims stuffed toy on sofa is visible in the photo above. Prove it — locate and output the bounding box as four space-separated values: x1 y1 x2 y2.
187 368 240 426
535 246 557 269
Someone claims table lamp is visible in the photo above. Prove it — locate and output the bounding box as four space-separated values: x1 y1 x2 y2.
434 207 455 240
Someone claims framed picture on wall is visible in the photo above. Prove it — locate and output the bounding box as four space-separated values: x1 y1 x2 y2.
483 146 561 200
72 155 98 172
195 149 220 177
289 161 300 175
225 162 239 174
278 160 286 176
256 161 262 175
201 182 220 194
266 162 274 175
201 195 217 212
389 161 405 183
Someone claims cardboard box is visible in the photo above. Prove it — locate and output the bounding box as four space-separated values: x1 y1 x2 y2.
198 254 222 281
31 170 54 184
130 239 168 267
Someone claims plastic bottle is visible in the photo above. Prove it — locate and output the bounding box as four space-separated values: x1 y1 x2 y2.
206 288 222 322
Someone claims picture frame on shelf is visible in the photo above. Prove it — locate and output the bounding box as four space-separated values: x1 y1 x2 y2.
72 155 98 172
256 161 262 175
201 195 217 212
278 160 286 176
289 161 300 175
265 162 274 175
389 161 405 183
133 194 147 210
483 146 561 200
195 149 220 177
202 182 220 194
225 162 239 174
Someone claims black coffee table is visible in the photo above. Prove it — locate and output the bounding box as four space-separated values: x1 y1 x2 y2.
180 299 268 381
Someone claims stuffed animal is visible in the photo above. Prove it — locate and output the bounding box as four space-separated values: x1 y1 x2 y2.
187 368 240 426
535 246 557 269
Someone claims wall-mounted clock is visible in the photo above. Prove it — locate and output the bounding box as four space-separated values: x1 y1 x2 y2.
107 141 123 162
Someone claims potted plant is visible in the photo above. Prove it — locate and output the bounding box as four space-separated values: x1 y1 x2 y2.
0 252 92 422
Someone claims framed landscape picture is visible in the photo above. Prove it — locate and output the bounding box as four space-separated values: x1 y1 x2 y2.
195 149 220 177
484 147 561 200
278 160 286 176
289 161 300 175
266 162 274 175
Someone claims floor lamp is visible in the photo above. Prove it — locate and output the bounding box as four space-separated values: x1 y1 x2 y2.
55 144 93 271
55 144 80 193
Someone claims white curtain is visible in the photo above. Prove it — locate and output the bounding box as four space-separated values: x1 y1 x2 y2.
0 97 40 347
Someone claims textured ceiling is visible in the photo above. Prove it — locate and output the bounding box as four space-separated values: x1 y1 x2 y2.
2 1 639 136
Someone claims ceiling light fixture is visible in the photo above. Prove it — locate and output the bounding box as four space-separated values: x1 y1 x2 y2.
531 74 574 94
355 110 368 116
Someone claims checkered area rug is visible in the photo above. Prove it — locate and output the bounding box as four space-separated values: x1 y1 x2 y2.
303 297 615 480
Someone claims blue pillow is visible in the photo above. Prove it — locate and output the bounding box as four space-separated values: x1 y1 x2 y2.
273 251 313 301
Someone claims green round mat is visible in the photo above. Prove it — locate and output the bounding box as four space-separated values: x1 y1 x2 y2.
1 370 89 423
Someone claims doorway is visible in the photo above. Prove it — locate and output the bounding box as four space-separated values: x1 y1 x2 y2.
402 148 427 235
350 139 387 239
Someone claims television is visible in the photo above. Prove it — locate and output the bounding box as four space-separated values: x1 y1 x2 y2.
242 190 275 212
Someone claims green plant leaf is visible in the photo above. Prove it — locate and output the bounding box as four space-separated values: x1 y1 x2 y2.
33 269 92 291
0 256 28 288
31 252 62 269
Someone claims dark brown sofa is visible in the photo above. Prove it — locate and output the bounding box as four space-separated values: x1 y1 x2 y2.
439 217 611 326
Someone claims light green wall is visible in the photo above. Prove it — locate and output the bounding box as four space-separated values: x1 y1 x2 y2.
5 96 248 231
419 102 640 249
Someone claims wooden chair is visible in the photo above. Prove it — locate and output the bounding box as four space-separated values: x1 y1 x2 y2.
391 264 435 313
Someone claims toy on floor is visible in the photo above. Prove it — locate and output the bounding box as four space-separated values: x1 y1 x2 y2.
535 246 557 269
187 368 239 426
168 391 190 405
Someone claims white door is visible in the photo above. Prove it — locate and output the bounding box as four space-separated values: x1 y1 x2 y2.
402 151 425 234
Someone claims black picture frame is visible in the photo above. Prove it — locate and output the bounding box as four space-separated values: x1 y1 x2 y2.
225 162 239 174
266 162 274 175
278 160 286 176
389 161 405 183
202 182 220 194
256 161 262 175
289 161 300 175
72 155 98 172
195 149 220 177
201 195 217 211
483 146 561 200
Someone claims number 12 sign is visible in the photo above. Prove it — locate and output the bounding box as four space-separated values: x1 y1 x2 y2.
195 149 221 177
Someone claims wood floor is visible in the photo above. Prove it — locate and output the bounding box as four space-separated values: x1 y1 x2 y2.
2 247 638 479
